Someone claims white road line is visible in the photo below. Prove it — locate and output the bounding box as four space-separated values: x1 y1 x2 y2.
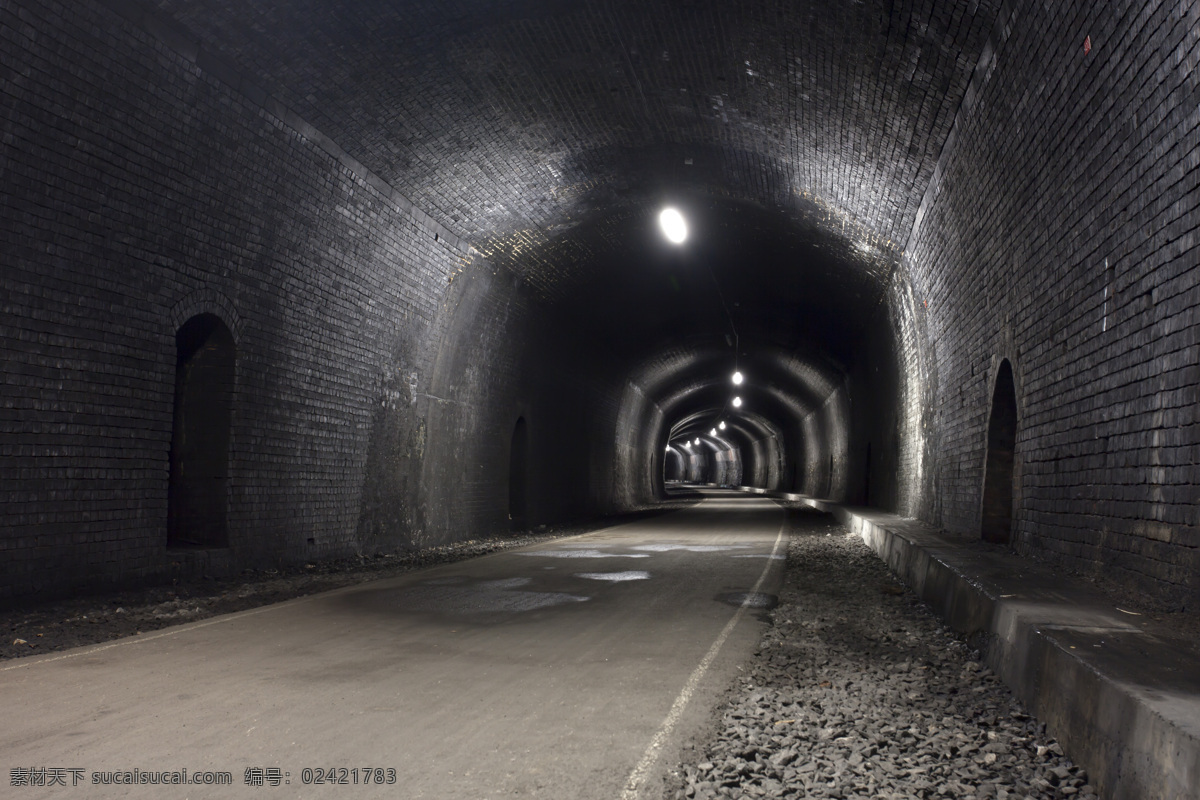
619 516 787 800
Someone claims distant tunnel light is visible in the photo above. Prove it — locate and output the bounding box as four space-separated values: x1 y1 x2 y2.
659 208 688 244
732 371 743 385
718 421 726 430
732 397 742 408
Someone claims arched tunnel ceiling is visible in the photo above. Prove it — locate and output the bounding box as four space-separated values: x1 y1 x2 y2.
149 0 999 264
150 0 1001 436
540 196 894 363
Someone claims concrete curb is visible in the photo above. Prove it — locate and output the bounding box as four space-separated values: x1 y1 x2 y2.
737 487 1199 800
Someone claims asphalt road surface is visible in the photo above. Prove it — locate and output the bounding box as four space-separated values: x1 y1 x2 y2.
2 492 786 799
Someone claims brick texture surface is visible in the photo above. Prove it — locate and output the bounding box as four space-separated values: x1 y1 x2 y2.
906 0 1200 606
0 0 636 600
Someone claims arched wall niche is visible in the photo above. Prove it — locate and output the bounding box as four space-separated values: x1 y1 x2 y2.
508 415 531 530
169 289 243 344
980 358 1019 545
168 313 237 549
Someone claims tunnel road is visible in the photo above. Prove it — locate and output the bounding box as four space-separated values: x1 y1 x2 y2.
1 492 786 799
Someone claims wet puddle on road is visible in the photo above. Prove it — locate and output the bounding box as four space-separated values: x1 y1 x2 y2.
573 571 651 582
631 544 752 553
516 549 650 559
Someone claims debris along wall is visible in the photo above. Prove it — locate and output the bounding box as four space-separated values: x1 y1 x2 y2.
906 0 1200 607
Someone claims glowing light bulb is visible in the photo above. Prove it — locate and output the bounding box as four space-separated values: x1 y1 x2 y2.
732 371 743 385
710 428 717 436
719 421 726 430
732 397 742 408
659 208 687 244
694 438 700 445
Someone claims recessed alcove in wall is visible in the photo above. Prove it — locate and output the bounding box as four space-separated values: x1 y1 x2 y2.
168 314 235 549
863 442 872 506
981 360 1018 545
508 416 530 530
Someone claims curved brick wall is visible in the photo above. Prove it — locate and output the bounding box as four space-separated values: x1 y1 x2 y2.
904 1 1200 607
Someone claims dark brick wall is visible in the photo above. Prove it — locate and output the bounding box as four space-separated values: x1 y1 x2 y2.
886 269 941 520
847 308 906 510
798 388 848 501
742 425 785 492
610 378 666 512
792 308 906 510
905 0 1200 607
413 264 643 542
0 0 443 598
0 0 636 601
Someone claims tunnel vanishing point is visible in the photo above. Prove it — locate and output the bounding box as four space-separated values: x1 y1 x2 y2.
1 0 1199 789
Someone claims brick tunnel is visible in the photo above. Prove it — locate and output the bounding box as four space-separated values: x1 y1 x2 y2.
1 1 1198 799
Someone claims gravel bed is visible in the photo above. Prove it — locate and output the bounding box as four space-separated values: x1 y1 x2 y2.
1 501 700 662
667 508 1097 800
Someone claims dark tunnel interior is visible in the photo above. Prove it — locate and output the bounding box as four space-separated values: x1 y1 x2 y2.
1 0 1197 620
5 4 1200 796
